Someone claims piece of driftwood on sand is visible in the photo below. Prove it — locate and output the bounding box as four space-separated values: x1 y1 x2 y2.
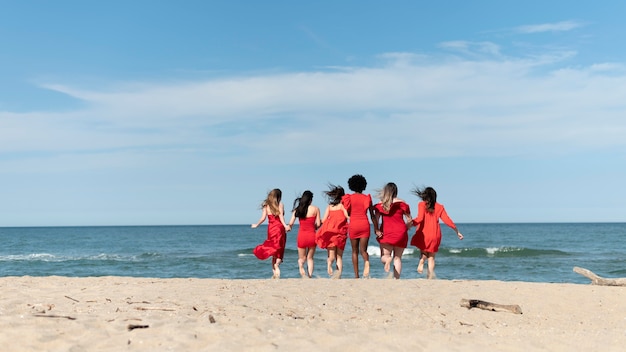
460 299 523 314
573 266 626 286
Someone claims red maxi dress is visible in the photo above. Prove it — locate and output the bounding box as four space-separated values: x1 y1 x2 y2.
374 201 411 248
342 193 373 239
296 216 317 248
410 202 456 253
253 214 287 260
315 209 348 250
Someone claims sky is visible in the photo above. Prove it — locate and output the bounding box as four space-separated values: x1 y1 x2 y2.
1 0 626 226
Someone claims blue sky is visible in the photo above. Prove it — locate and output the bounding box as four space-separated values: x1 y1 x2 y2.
1 1 625 226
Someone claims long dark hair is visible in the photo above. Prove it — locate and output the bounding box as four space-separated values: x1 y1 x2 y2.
324 184 345 205
413 186 436 213
293 190 313 218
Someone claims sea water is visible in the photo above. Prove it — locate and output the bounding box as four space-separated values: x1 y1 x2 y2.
1 223 625 283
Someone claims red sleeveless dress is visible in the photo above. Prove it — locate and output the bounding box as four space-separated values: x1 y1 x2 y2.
253 214 287 260
297 216 317 248
342 193 372 239
315 209 348 250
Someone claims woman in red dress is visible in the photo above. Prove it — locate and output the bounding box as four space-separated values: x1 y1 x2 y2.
287 190 321 278
342 174 377 278
373 182 412 279
316 185 349 279
251 188 289 279
410 186 463 279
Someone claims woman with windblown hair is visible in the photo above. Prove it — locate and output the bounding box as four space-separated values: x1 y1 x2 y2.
287 190 321 278
410 186 463 279
373 182 412 279
251 188 289 279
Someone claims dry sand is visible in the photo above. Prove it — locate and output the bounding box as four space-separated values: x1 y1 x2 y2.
1 276 625 351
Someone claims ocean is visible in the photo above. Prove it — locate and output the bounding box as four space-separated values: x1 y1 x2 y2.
1 223 625 283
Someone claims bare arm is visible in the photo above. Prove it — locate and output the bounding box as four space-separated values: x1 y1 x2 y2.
278 202 289 229
286 210 296 232
251 206 268 228
320 205 330 224
314 206 322 228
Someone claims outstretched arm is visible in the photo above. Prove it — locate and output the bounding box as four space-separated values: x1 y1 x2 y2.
251 206 268 228
440 206 463 240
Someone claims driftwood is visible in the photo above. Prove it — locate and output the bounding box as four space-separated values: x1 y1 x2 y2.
134 307 175 311
573 267 626 286
127 324 149 331
460 299 522 314
33 314 77 320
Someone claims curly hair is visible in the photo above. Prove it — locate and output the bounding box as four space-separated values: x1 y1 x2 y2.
347 174 367 193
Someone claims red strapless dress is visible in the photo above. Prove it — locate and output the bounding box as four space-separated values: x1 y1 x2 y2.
297 216 317 248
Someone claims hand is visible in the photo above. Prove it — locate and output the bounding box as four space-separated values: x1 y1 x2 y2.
375 229 383 238
457 232 464 240
251 224 258 229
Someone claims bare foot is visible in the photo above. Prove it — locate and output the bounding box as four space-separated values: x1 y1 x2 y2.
383 258 391 273
327 260 333 277
273 263 281 279
299 266 306 278
417 260 424 274
427 271 436 280
363 261 370 278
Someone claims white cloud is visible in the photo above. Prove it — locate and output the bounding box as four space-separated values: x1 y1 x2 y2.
2 45 626 174
515 20 585 34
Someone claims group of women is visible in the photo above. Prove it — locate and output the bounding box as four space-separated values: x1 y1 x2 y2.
251 174 463 279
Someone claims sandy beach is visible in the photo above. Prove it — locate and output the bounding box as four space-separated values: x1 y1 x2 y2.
1 276 625 351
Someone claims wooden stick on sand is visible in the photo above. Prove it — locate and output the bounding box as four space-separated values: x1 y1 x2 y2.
573 267 626 286
460 299 523 314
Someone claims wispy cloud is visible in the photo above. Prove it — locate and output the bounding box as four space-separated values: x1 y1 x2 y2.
515 20 585 34
2 44 626 173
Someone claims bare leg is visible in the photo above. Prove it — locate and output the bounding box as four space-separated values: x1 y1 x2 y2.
393 247 404 279
297 248 307 278
327 248 337 276
360 237 370 278
350 238 360 278
334 248 344 279
427 254 436 279
380 244 392 274
417 251 426 274
272 257 282 279
306 246 316 278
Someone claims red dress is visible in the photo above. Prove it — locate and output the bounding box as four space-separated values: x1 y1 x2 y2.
253 214 287 260
374 201 410 248
410 202 456 253
316 209 348 250
296 216 317 248
342 193 372 239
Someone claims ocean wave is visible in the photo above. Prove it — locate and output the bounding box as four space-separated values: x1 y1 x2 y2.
367 246 416 257
0 253 161 262
443 247 570 258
